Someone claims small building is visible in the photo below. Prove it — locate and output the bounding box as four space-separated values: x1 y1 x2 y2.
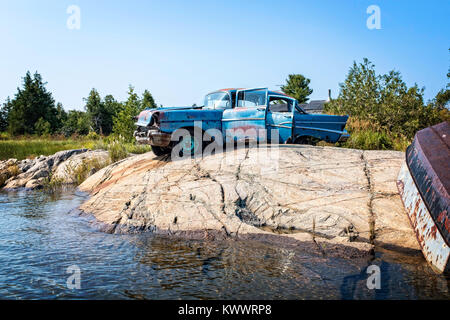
300 90 332 114
301 100 327 114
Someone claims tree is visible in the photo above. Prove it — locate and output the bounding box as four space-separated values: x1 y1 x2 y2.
62 110 90 136
434 57 450 109
8 71 59 135
113 86 144 141
324 58 449 139
84 88 107 135
142 90 157 109
35 117 52 136
103 94 123 135
281 74 313 103
435 88 450 108
55 102 67 133
0 97 12 132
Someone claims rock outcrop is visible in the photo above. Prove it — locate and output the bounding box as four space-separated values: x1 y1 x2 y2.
1 149 110 190
79 145 420 257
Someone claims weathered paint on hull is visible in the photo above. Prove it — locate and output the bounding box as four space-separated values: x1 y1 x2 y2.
397 163 450 273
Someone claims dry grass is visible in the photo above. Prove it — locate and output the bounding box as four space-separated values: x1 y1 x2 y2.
340 117 411 151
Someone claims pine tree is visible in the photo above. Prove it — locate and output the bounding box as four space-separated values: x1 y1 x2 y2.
281 74 313 103
84 88 105 135
62 110 90 136
103 95 123 135
113 86 144 141
8 71 58 135
0 97 12 132
55 102 67 132
142 90 157 109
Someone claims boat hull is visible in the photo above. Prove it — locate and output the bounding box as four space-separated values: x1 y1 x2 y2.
397 164 449 273
397 121 450 273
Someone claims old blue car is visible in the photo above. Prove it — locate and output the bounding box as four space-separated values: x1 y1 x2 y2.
134 88 349 156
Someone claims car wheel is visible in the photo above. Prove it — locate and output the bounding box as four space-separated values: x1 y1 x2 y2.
175 128 203 157
152 146 171 156
295 136 319 146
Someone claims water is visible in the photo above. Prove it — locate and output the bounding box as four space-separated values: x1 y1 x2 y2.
0 189 448 300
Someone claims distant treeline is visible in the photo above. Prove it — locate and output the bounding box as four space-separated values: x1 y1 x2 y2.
0 71 158 141
1 56 449 151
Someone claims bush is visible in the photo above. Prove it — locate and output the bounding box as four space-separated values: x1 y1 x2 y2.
86 131 101 140
345 130 393 150
35 118 52 136
107 135 128 163
337 117 410 151
324 58 449 147
66 158 109 186
125 143 151 154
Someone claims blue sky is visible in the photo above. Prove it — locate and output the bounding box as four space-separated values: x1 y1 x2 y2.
1 0 449 110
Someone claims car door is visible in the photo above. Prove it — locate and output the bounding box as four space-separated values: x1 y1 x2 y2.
222 88 268 143
292 101 349 143
266 95 295 143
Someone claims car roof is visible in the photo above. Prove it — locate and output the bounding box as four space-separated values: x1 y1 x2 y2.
207 88 295 99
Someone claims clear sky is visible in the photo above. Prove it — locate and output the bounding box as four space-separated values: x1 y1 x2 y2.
1 0 449 110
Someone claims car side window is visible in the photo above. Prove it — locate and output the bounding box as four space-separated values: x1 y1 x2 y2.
237 90 266 107
269 97 292 112
203 92 231 109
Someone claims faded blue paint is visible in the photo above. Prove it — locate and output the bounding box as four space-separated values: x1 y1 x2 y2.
135 88 349 146
293 113 349 143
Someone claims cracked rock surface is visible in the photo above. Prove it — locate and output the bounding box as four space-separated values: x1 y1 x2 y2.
79 145 420 256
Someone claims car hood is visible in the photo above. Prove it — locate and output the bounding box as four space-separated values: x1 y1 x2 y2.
135 106 203 127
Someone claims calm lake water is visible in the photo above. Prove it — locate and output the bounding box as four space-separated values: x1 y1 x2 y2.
0 189 448 300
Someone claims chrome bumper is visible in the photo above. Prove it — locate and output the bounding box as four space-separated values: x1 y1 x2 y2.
134 130 171 147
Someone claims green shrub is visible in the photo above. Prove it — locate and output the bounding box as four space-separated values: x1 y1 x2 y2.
42 173 65 194
86 131 101 140
344 130 393 150
107 135 128 163
0 132 10 140
324 58 449 146
35 118 52 136
66 158 109 186
125 143 151 154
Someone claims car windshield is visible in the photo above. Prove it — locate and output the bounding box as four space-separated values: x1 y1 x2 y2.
203 92 231 109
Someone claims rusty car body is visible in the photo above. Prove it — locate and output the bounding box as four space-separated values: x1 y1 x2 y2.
134 88 349 156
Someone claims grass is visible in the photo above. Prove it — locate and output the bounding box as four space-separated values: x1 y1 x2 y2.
316 117 411 151
0 134 152 161
0 137 95 160
64 157 111 186
42 156 111 194
340 118 411 151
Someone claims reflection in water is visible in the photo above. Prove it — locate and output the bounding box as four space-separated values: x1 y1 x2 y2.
0 189 448 299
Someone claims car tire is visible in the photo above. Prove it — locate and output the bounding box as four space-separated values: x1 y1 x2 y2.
152 146 171 156
294 136 319 146
175 128 203 157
